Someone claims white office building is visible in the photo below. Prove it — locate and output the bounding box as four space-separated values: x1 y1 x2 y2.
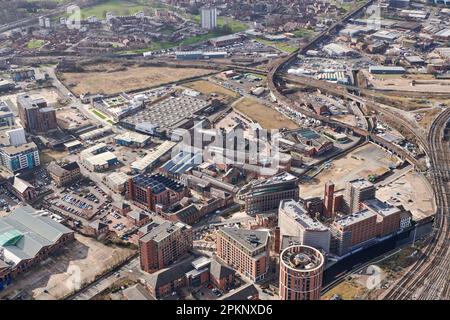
279 200 331 253
6 127 27 146
201 7 217 30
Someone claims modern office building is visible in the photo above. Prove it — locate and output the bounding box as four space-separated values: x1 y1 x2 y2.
127 173 187 211
0 142 40 173
201 7 217 30
279 245 324 300
139 221 193 273
17 95 57 134
278 200 331 253
216 227 269 282
343 178 376 214
245 172 299 215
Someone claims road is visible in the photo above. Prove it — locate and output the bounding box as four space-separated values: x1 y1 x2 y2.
44 66 121 129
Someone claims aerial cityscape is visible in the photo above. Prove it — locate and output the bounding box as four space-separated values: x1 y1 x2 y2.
0 0 449 303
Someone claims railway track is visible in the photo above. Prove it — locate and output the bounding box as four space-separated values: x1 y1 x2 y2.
263 0 450 299
383 108 450 300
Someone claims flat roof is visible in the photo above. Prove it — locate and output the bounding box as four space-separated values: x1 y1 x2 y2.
279 200 329 231
115 131 150 144
369 66 406 72
140 221 190 244
64 140 82 148
85 151 117 166
281 245 324 272
106 171 129 184
348 178 374 190
335 209 377 227
1 142 37 155
219 227 269 253
364 198 401 217
131 141 176 171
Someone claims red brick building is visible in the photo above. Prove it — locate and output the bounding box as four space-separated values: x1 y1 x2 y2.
127 174 187 211
216 227 269 282
279 245 324 300
139 221 193 273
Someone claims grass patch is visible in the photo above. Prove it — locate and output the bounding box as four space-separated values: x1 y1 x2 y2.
27 39 45 49
321 280 366 300
90 108 108 120
292 28 316 39
73 0 148 20
255 38 297 53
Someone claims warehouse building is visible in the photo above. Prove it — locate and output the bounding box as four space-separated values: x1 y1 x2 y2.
369 66 406 74
131 141 176 173
210 34 242 47
114 131 150 148
0 206 75 289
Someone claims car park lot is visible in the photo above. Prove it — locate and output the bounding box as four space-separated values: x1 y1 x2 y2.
0 185 21 215
45 179 112 221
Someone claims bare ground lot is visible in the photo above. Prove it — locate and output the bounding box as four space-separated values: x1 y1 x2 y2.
59 65 213 96
300 143 399 198
361 70 450 93
377 171 434 220
0 234 135 300
183 80 239 100
1 87 63 109
233 97 298 130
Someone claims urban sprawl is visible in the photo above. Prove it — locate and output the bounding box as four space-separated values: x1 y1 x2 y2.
0 0 449 301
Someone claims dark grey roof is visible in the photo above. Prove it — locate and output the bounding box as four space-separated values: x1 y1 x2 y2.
0 259 9 269
89 219 108 230
140 221 190 244
128 211 150 221
219 283 259 300
209 258 235 280
219 227 269 252
147 258 194 289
